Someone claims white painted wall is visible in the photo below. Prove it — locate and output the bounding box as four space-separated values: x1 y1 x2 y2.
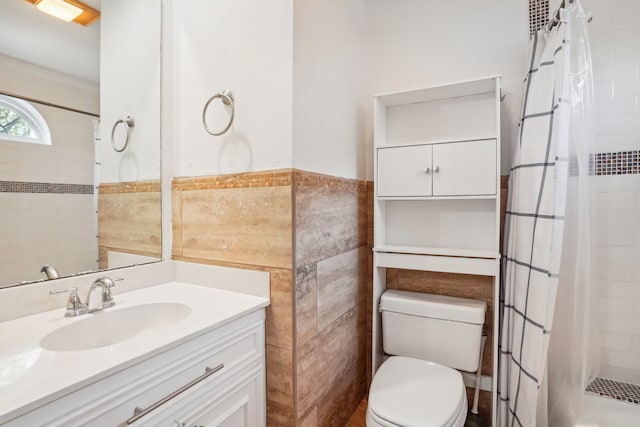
100 0 161 183
292 0 367 180
165 0 294 178
582 0 640 385
364 0 529 178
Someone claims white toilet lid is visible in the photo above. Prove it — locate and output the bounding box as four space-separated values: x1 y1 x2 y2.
368 356 466 427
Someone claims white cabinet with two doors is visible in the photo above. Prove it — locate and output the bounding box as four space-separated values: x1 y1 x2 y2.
377 138 496 198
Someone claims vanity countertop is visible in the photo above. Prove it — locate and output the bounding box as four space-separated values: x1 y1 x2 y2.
0 282 270 424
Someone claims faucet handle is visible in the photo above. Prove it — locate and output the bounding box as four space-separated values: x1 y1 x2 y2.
50 287 88 317
92 277 122 309
92 276 122 288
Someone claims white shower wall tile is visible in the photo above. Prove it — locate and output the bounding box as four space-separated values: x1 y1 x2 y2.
600 280 640 300
600 349 640 372
633 301 640 318
596 228 635 246
599 262 636 282
596 297 634 316
598 365 640 387
614 78 640 96
597 314 640 336
599 331 633 352
595 191 636 210
605 246 640 264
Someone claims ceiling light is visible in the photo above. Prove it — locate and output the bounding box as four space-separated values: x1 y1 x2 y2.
35 0 82 22
27 0 101 26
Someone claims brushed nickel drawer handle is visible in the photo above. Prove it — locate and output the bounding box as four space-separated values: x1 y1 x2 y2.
126 364 224 425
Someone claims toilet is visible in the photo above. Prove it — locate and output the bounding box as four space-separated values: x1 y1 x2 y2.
367 289 487 427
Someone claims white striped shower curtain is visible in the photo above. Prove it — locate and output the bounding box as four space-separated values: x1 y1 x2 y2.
498 13 572 427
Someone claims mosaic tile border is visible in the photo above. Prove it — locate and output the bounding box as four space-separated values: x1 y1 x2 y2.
529 0 550 37
593 151 640 176
0 181 93 194
586 377 640 405
172 169 293 191
172 169 368 193
99 180 161 194
294 170 366 193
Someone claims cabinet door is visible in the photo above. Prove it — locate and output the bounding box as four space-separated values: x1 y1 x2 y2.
432 139 496 196
180 370 262 427
377 145 432 197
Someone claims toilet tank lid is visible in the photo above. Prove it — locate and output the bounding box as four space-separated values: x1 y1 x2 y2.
379 289 487 325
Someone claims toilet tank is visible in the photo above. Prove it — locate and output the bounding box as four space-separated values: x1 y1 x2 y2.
380 289 486 372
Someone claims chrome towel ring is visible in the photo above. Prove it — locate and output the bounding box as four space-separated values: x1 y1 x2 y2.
111 116 134 152
202 90 234 136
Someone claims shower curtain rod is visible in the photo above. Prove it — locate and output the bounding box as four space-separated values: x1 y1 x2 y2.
0 90 99 118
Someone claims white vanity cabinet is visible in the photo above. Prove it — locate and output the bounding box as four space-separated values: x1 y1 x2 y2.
5 309 266 427
372 76 501 427
377 139 497 198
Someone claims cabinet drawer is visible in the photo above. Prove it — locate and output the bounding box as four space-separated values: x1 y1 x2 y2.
9 311 265 427
132 362 264 427
120 327 262 426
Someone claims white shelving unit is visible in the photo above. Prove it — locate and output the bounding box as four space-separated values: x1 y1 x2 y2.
371 76 501 427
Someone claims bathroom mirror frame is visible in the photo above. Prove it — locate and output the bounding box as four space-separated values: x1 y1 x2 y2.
0 0 163 289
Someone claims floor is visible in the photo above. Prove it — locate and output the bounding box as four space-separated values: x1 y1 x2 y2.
344 400 367 427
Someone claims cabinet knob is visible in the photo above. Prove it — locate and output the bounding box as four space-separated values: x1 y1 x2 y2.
434 166 440 173
423 167 431 174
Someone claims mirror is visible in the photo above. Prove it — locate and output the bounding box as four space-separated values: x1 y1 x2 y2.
0 0 162 288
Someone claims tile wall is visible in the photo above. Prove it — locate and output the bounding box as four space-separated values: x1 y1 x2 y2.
0 102 97 285
294 171 368 426
97 180 162 269
584 0 640 385
172 169 368 427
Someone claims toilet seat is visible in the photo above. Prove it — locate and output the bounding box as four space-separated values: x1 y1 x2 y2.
367 356 467 427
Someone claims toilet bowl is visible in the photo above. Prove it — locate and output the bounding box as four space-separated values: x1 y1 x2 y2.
366 356 467 427
366 290 486 427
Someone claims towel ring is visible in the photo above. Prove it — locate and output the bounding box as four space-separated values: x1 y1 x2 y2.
202 90 234 136
111 116 134 152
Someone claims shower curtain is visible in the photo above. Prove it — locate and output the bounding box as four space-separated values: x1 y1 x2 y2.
498 1 596 426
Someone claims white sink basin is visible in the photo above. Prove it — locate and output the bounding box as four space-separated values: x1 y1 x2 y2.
40 303 191 352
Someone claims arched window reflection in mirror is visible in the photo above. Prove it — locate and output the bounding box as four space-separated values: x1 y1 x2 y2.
0 94 51 145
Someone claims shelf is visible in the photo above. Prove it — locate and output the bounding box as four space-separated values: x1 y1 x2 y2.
377 194 497 201
374 245 499 259
374 75 499 106
374 251 500 276
378 136 497 149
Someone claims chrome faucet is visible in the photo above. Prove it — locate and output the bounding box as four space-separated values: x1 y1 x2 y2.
86 277 118 312
50 277 121 317
41 264 60 280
